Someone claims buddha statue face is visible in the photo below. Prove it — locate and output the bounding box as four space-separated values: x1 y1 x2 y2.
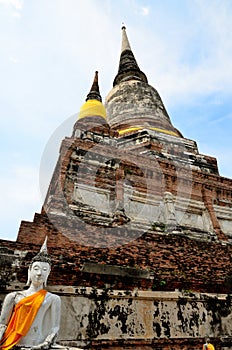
27 261 51 287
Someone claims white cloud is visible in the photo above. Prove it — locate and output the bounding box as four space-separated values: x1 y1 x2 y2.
0 164 40 205
209 112 232 125
0 163 42 240
0 0 23 18
0 0 23 10
9 56 19 63
141 6 149 16
12 11 21 18
141 1 232 107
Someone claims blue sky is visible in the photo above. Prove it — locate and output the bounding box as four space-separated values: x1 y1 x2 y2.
0 0 232 241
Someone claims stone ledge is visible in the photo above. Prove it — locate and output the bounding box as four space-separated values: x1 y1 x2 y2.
3 284 228 302
81 261 150 279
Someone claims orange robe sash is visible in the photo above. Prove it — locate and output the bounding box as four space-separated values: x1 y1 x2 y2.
0 289 47 350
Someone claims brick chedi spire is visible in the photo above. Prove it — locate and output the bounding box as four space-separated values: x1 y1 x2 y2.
86 71 102 102
113 26 148 86
73 71 111 138
78 71 106 120
105 26 182 138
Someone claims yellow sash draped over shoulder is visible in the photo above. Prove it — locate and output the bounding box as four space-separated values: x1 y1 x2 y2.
0 289 47 350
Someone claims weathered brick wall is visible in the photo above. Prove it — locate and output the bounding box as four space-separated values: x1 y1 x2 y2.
1 226 231 293
1 287 231 349
40 138 232 241
1 124 232 348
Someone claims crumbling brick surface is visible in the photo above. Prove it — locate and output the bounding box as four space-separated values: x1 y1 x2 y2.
1 218 231 293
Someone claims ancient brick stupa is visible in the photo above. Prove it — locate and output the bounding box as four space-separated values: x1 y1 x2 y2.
1 27 232 349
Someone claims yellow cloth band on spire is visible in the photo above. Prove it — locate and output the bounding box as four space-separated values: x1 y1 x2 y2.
118 126 179 137
78 99 107 120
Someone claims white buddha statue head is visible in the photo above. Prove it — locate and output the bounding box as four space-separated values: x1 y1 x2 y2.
26 236 52 287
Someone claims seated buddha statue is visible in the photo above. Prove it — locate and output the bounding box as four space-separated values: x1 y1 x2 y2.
0 237 61 350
